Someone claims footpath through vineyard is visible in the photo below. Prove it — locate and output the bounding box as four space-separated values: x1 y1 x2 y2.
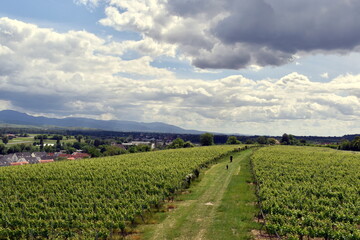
139 148 259 240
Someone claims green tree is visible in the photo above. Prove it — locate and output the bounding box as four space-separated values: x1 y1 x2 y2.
39 137 44 151
65 147 76 154
128 146 138 153
7 145 21 153
226 136 241 144
0 144 6 154
19 143 27 152
168 138 185 149
257 136 267 145
137 144 151 152
267 138 277 145
288 134 299 145
44 145 55 153
339 139 351 150
94 139 102 147
200 133 214 146
1 136 9 145
351 136 360 151
183 141 194 148
103 145 127 156
83 146 102 157
52 135 63 141
72 141 84 150
281 133 290 145
56 139 62 151
281 133 299 145
76 135 83 143
245 139 255 144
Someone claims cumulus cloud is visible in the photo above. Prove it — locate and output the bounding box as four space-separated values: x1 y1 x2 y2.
1 17 360 135
0 17 173 112
96 0 360 70
320 72 329 79
0 100 12 111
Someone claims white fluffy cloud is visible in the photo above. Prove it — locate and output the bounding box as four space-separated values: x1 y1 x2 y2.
1 17 360 135
73 0 104 9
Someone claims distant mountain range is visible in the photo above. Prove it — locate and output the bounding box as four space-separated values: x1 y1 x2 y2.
0 110 203 134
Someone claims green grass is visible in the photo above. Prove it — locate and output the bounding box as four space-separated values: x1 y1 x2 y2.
139 148 260 240
1 137 34 145
206 150 260 240
0 135 77 145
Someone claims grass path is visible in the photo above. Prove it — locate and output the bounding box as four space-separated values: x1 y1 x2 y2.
139 149 259 240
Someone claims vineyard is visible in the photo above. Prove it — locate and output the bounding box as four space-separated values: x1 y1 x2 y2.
252 146 360 239
0 145 239 239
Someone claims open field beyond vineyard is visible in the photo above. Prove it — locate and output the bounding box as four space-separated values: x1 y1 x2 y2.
0 145 241 239
252 146 360 239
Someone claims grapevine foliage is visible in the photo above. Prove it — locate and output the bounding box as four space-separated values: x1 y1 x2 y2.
252 146 360 239
0 146 237 239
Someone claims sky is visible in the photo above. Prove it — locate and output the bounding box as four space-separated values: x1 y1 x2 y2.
0 0 360 136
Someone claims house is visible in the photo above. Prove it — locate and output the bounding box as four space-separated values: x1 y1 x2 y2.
25 157 41 164
57 154 73 159
110 143 127 150
72 152 91 159
16 152 44 164
39 159 54 163
10 161 29 166
32 152 54 160
122 141 155 149
0 156 10 167
32 152 48 158
16 152 33 161
1 154 18 163
0 152 56 167
6 134 16 139
56 152 90 160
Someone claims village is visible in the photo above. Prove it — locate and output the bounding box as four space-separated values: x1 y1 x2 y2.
0 132 177 167
0 141 159 167
0 151 89 166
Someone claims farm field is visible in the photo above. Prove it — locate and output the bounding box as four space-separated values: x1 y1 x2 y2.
0 136 34 145
252 146 360 239
0 134 77 145
0 145 239 239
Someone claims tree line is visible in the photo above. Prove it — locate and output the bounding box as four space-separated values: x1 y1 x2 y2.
338 136 360 151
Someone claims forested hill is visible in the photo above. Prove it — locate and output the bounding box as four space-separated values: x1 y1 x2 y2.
0 110 202 134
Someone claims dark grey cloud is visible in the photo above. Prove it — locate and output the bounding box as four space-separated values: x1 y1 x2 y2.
166 0 223 17
163 0 360 69
98 0 360 69
193 49 251 69
213 0 360 52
